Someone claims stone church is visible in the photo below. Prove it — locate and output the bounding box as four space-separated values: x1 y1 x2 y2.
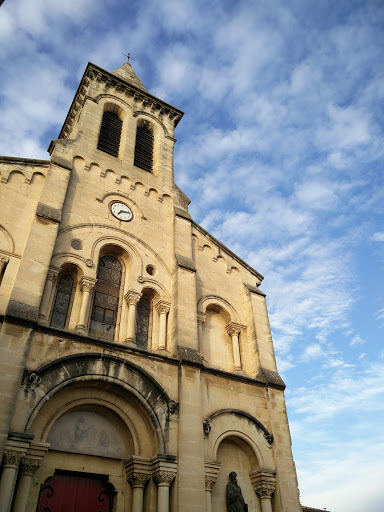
0 60 302 512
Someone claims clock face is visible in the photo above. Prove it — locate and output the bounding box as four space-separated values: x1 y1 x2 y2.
110 202 133 222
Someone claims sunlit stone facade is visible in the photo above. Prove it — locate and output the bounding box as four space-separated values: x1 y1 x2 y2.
0 61 302 512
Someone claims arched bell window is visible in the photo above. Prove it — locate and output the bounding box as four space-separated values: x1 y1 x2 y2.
50 275 74 329
89 256 123 341
134 121 153 172
136 295 151 349
97 110 123 157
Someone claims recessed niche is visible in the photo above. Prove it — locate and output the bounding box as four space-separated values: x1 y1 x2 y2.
146 265 155 276
71 240 82 250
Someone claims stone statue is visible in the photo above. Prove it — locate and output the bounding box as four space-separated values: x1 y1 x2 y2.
226 472 248 512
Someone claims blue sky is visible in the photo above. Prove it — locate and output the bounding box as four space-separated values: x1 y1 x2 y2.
1 1 383 510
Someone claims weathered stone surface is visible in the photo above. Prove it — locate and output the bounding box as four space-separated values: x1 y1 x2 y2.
35 202 62 223
6 301 39 323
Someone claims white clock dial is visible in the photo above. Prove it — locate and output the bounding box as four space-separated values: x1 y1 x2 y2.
110 202 133 222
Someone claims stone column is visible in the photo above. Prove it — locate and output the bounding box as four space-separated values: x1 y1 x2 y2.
12 442 49 512
124 291 142 343
151 455 177 512
38 267 59 323
250 469 276 512
226 323 243 370
119 296 129 342
204 461 221 512
127 473 150 511
76 277 97 332
153 471 175 512
197 312 206 352
124 455 151 512
155 301 171 351
0 450 25 512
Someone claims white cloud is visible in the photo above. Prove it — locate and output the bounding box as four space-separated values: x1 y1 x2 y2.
350 334 366 346
371 232 384 242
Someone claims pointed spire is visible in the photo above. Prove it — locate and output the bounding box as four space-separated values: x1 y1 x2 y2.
112 61 147 92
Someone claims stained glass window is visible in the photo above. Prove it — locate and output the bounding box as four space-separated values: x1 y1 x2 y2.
89 256 122 341
136 295 150 349
51 275 73 329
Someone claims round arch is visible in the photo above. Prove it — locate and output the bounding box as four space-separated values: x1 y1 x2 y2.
204 410 275 470
198 295 240 324
19 354 175 454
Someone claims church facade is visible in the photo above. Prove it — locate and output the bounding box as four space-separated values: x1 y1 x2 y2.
0 61 302 512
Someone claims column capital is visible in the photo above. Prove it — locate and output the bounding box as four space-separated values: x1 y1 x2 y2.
153 471 176 487
127 472 150 488
249 469 276 499
204 461 221 491
225 322 244 336
155 300 171 315
124 290 142 306
79 276 97 292
46 267 60 282
2 450 25 469
19 458 42 476
255 483 276 498
197 312 207 325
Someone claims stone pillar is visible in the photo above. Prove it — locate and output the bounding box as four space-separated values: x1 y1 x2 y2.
124 291 142 343
197 312 206 352
250 469 276 512
153 471 175 512
38 267 59 323
0 434 33 512
12 442 49 512
204 461 221 512
119 296 129 342
152 455 177 512
127 473 150 511
155 301 171 351
226 323 243 370
76 277 97 332
124 456 151 512
0 450 25 512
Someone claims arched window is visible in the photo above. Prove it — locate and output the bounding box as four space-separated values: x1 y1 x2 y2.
89 256 123 341
136 295 151 349
134 122 153 172
50 275 74 329
97 110 123 157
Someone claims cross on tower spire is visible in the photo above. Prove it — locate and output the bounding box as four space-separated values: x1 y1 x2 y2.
122 52 135 62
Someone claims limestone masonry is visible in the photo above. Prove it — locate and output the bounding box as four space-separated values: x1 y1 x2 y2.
0 61 303 512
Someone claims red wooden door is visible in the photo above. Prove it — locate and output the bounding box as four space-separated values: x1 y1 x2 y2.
37 472 113 512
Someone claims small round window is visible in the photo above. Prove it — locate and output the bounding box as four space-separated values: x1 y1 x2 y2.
146 265 155 276
71 240 83 250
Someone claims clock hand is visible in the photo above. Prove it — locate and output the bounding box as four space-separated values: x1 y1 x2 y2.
118 210 127 215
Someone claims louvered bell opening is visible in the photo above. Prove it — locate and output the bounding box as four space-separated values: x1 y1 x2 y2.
97 111 123 157
134 127 154 173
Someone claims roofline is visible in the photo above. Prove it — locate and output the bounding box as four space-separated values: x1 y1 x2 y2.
0 156 50 166
191 217 264 282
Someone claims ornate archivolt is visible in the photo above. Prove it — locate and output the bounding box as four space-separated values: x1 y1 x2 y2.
203 409 275 469
17 354 177 456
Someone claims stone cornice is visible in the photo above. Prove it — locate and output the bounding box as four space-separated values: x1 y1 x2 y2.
0 156 50 167
57 62 184 142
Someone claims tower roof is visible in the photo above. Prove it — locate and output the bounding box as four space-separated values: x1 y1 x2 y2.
112 61 147 92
